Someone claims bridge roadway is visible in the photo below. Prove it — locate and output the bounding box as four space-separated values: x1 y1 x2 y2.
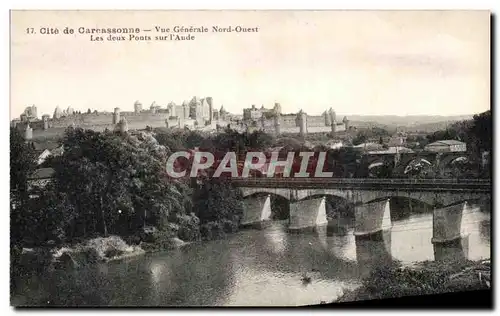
228 177 491 243
229 177 491 192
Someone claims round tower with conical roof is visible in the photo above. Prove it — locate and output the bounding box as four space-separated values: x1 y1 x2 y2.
297 109 307 137
42 114 50 130
329 108 336 124
53 106 62 119
167 101 176 117
134 100 142 113
206 97 213 124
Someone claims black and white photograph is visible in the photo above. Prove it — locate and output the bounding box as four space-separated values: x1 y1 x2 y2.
8 8 492 308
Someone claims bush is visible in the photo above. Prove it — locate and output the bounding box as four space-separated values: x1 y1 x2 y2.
177 213 201 241
140 230 177 252
200 221 226 241
194 180 244 224
338 259 490 302
221 219 238 234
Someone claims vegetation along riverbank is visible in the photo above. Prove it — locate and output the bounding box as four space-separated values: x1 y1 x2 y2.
336 259 491 303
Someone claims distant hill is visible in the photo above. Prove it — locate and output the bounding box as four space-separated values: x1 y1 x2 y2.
345 114 474 133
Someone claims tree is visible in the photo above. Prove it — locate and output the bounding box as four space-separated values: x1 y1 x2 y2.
10 128 37 245
185 131 205 149
246 130 275 151
470 110 491 152
51 128 191 239
10 128 36 208
193 180 244 224
262 111 276 120
352 133 367 146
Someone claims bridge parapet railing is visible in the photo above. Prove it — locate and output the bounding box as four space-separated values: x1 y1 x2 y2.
228 177 491 186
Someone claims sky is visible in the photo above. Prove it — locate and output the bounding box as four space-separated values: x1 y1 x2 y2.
10 10 490 119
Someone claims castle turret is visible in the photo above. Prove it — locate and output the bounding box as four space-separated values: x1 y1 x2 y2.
297 109 307 137
113 107 121 124
324 111 331 126
134 100 142 113
182 100 190 119
42 114 50 130
30 105 38 119
206 97 213 124
21 105 38 121
343 116 349 130
219 105 227 120
274 111 281 135
24 123 33 140
331 119 337 136
167 101 176 117
328 108 336 124
150 101 158 114
53 106 62 119
274 102 282 115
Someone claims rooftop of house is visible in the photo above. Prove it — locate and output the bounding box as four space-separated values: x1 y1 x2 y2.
32 141 61 152
426 140 466 146
28 167 55 180
352 142 384 150
367 146 414 154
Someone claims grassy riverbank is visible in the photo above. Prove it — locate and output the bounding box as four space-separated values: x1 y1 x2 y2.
337 259 491 303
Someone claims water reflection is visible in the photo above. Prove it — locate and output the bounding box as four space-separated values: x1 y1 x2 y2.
355 230 392 278
479 219 491 245
433 236 469 262
12 210 490 307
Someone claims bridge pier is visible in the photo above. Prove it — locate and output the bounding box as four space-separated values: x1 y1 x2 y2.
355 229 392 277
288 197 328 232
432 202 469 261
241 195 272 228
354 199 392 237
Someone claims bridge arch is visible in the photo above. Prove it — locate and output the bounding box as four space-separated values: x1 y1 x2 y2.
364 195 433 208
392 154 436 176
361 190 484 209
402 158 433 175
438 155 469 171
242 191 291 220
240 187 291 200
295 188 352 202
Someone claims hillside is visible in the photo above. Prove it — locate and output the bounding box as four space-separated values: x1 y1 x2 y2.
346 114 474 133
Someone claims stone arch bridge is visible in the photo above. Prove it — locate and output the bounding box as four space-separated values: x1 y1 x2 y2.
360 151 470 176
230 178 491 245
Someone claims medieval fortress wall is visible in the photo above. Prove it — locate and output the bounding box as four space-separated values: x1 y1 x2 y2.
13 99 350 140
240 103 349 136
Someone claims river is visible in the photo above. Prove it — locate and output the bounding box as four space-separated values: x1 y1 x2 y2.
11 207 490 307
